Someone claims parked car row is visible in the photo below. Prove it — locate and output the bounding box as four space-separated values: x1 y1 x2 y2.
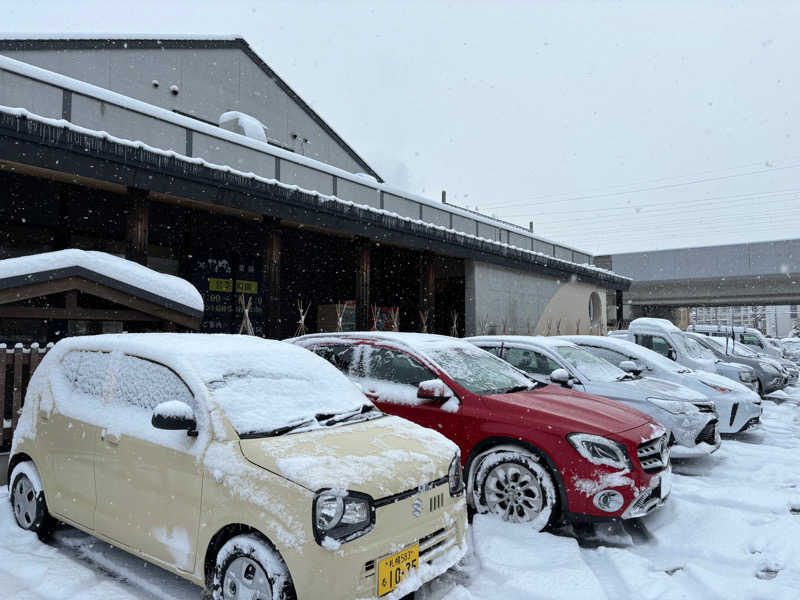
7 323 769 599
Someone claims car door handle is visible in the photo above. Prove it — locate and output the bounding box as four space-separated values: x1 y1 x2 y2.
101 432 120 446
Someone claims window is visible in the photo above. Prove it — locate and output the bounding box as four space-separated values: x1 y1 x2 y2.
504 347 560 375
424 344 532 396
583 346 629 367
365 347 436 386
111 355 195 412
740 333 763 348
311 344 356 375
635 334 674 359
62 351 112 397
555 345 626 382
480 345 504 358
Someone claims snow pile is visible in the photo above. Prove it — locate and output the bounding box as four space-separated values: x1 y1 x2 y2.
218 110 268 142
0 249 203 312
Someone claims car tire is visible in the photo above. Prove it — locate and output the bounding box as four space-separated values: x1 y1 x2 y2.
211 534 294 600
471 449 559 530
9 462 54 539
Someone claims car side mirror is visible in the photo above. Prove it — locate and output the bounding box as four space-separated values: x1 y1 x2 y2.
667 349 677 361
417 378 454 401
550 368 572 387
619 360 642 376
152 400 197 436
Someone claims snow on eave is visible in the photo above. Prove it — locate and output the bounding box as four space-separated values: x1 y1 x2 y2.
0 104 629 285
0 33 243 41
0 249 204 314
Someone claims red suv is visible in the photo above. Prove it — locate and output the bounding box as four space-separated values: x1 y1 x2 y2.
291 332 671 528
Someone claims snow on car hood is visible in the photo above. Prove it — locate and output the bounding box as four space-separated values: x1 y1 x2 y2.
486 385 653 435
599 376 708 404
238 416 457 499
689 370 756 396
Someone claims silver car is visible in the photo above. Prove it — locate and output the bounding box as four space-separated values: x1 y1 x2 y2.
466 336 721 458
562 335 763 434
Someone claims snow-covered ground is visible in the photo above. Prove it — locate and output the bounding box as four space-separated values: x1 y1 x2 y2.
3 390 800 599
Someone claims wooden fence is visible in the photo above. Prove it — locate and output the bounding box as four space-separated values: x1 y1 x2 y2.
1 343 51 451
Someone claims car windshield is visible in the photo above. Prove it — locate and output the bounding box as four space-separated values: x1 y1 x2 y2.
732 342 758 357
555 345 627 382
674 332 715 360
424 343 534 396
207 361 378 438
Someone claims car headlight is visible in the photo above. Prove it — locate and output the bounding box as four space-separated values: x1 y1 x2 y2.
313 490 374 545
567 433 631 470
647 397 697 415
700 380 732 393
448 452 464 497
738 371 754 383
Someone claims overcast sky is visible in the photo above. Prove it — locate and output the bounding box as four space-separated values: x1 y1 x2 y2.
5 0 800 255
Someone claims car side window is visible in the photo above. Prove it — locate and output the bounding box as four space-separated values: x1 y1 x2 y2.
741 334 763 348
635 334 673 358
504 347 559 375
585 346 629 367
365 347 436 386
111 355 195 413
310 344 356 375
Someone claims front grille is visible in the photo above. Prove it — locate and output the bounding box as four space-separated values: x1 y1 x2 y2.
695 419 718 445
637 434 668 473
429 493 444 513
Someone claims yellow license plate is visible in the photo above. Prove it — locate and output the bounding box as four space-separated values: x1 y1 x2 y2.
377 544 419 597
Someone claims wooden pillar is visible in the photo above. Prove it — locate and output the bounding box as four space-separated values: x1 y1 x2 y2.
125 188 150 266
262 217 282 339
355 240 371 330
419 253 436 332
616 289 624 328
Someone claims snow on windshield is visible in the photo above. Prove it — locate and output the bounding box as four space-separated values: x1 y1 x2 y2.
556 345 625 382
674 332 715 360
423 343 531 396
205 349 369 436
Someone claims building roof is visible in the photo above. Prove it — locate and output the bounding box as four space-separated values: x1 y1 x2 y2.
0 35 383 182
0 250 204 320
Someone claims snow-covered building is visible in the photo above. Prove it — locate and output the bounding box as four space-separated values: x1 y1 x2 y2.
0 36 630 341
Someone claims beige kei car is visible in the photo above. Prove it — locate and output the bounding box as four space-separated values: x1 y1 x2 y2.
8 334 467 600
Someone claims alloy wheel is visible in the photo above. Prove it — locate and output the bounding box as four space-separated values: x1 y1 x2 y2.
484 462 544 522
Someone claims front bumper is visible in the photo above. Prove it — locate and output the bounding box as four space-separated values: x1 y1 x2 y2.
718 393 764 434
670 416 721 458
622 464 672 519
293 484 468 600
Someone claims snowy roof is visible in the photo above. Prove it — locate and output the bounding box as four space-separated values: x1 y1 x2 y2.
0 250 203 316
0 33 243 40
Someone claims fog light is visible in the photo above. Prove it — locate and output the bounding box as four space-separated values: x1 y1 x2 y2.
593 490 624 512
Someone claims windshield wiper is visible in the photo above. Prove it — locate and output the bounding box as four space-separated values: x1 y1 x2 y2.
321 404 379 427
242 417 318 439
499 385 533 394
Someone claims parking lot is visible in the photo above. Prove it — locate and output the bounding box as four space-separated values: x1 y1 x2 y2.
2 391 798 600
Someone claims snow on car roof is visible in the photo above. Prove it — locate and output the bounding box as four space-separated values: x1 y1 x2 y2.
291 331 483 355
629 317 682 332
557 335 639 352
0 249 203 313
465 335 577 349
41 333 368 436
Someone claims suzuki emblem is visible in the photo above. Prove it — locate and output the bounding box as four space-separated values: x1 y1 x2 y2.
412 497 423 518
